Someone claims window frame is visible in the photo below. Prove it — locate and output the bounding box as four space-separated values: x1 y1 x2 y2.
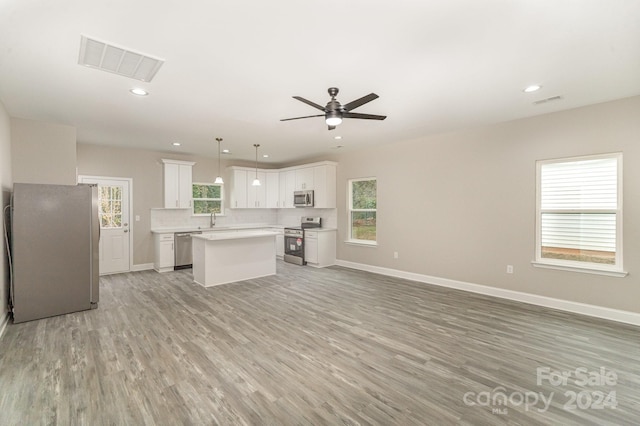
532 152 626 277
347 177 377 246
192 182 224 216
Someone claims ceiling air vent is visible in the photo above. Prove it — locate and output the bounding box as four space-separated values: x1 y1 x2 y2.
533 96 563 105
78 35 164 82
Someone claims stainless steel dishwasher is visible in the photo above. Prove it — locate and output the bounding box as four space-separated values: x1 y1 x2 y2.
174 231 201 270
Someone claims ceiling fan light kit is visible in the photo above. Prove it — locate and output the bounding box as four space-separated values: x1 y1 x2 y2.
325 111 342 126
281 87 386 130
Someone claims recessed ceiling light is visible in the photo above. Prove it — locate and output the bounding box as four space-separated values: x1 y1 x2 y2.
172 142 181 146
334 136 342 140
523 85 542 93
130 88 148 96
222 149 231 154
263 154 269 158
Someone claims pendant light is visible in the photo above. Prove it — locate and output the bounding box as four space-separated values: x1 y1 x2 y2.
252 144 261 186
214 137 224 184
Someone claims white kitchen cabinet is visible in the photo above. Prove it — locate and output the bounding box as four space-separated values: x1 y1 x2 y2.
229 161 336 209
279 170 296 208
247 171 266 208
230 167 269 208
295 167 314 190
154 233 175 272
265 172 280 208
305 234 318 264
230 168 248 208
275 233 284 258
162 159 195 209
304 229 336 267
312 164 336 208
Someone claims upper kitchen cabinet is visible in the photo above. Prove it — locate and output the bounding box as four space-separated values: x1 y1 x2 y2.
229 167 267 208
229 167 248 208
248 171 267 208
279 170 295 208
291 163 336 208
312 163 337 208
228 161 336 209
162 159 195 209
265 172 280 208
295 167 314 190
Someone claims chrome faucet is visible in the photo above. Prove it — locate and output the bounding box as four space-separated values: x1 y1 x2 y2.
210 211 216 227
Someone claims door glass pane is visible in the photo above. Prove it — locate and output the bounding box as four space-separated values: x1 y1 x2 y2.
98 185 123 229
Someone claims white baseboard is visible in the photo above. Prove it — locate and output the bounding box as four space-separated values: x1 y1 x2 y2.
335 260 640 327
132 263 154 272
0 312 10 341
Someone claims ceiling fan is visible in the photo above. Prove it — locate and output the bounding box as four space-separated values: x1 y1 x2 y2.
281 87 386 130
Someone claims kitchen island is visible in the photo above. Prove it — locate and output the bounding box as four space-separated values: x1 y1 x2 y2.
191 230 277 287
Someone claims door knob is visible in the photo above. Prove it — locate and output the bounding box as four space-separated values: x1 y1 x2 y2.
123 223 129 226
124 229 129 233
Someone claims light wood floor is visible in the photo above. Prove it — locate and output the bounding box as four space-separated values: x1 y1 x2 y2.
1 261 639 425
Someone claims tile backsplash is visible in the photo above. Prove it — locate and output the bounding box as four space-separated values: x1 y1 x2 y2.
151 207 336 229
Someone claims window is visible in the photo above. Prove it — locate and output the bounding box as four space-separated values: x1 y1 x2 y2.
192 183 223 215
98 185 122 228
348 178 377 244
534 153 624 276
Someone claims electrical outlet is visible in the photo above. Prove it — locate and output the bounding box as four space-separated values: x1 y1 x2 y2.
135 215 141 222
394 251 399 259
506 265 514 274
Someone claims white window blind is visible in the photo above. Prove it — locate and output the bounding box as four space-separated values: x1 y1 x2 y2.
536 153 622 272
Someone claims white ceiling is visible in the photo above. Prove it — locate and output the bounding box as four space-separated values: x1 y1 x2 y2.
1 0 639 165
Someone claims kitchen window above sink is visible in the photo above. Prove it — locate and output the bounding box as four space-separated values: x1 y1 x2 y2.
193 183 224 216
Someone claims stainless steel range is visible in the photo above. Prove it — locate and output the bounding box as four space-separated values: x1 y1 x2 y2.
284 217 321 265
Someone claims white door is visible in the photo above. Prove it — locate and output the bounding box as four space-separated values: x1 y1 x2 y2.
79 176 131 274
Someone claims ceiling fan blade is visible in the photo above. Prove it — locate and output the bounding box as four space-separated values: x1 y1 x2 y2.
293 96 326 111
343 112 387 120
280 114 325 122
343 93 379 111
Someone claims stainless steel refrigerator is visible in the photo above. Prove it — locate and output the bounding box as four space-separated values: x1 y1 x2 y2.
11 183 99 323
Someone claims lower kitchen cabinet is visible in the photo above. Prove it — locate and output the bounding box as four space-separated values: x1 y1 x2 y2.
304 229 336 268
276 233 284 258
154 233 175 272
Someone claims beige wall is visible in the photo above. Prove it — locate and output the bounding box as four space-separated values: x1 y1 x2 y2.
11 118 76 185
76 144 230 266
0 101 12 324
335 96 640 314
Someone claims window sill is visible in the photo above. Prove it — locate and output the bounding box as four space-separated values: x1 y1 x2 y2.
344 239 378 247
192 214 226 217
531 261 628 278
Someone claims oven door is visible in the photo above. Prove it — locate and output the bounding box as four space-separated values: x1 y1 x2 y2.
284 234 305 265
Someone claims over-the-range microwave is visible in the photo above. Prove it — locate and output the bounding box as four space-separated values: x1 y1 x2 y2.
294 190 314 207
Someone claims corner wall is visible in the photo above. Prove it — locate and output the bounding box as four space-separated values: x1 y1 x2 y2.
0 100 13 333
76 144 230 266
335 96 640 314
10 118 76 185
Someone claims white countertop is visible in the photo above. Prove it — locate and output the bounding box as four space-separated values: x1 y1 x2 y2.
192 229 278 241
302 228 337 233
151 224 284 234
